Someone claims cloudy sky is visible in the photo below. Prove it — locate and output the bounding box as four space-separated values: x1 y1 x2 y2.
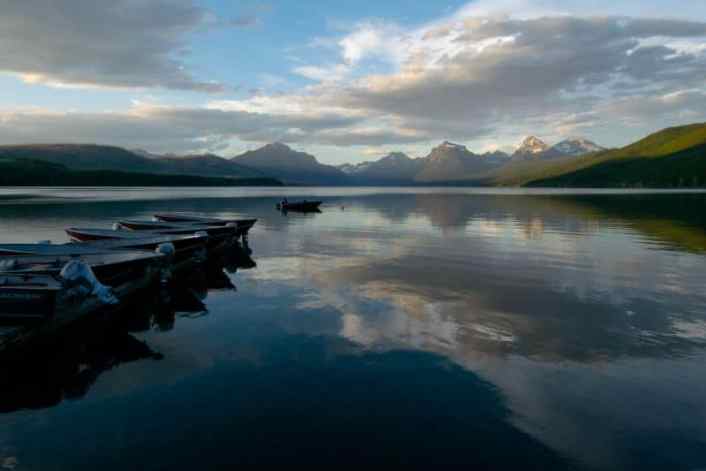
1 0 706 164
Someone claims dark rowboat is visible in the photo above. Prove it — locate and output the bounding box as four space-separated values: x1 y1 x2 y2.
153 213 257 232
63 230 209 271
65 227 207 246
0 252 165 288
276 200 322 212
0 244 129 257
67 228 161 242
0 273 70 321
116 220 244 238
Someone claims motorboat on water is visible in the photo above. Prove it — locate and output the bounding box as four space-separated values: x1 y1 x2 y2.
276 200 323 212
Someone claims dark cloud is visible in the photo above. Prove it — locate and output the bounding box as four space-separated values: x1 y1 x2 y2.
0 106 361 153
0 0 238 91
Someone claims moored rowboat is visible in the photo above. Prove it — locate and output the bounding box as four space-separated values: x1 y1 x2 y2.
0 252 165 288
116 220 244 238
63 230 209 271
153 213 257 231
66 228 204 244
0 244 131 257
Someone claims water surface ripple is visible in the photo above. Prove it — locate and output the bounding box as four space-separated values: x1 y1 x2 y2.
0 188 704 470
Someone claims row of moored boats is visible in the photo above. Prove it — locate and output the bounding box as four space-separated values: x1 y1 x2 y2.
0 213 256 323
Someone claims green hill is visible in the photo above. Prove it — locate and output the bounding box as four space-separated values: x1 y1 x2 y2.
524 123 706 188
474 157 587 187
0 158 282 186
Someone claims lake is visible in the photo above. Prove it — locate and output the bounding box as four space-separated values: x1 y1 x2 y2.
0 187 705 470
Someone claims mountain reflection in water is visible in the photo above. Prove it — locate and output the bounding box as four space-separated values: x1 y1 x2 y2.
0 188 704 470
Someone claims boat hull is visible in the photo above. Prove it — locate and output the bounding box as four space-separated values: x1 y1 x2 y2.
64 230 208 273
277 201 323 212
0 276 59 320
116 220 241 238
153 213 257 232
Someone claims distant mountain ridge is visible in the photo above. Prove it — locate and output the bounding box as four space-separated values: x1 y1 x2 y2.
0 144 264 180
3 124 702 188
415 141 504 182
231 142 349 185
335 135 600 184
153 153 263 178
481 150 512 165
0 157 281 186
0 135 604 187
340 152 425 183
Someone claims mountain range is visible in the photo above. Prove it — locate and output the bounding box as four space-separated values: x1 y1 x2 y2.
512 136 604 161
0 123 703 188
0 144 263 179
338 136 604 183
340 152 425 184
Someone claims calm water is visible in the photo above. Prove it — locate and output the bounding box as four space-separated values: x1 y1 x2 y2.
0 187 705 470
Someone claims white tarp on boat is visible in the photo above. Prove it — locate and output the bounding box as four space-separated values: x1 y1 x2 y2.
59 260 118 305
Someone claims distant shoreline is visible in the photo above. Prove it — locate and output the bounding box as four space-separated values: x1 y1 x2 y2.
1 185 704 193
0 158 283 187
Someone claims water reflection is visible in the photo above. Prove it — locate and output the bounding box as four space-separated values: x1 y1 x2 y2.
0 327 161 414
244 193 706 363
241 190 706 469
0 242 255 414
0 189 705 469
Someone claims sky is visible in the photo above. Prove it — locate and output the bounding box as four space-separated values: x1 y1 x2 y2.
1 0 706 165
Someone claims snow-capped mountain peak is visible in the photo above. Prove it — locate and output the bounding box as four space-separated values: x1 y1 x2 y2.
551 138 604 156
517 136 549 154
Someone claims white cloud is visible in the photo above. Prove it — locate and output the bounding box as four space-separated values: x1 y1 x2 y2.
0 101 429 153
339 21 407 66
271 3 706 154
454 0 706 21
293 64 351 82
0 102 359 153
